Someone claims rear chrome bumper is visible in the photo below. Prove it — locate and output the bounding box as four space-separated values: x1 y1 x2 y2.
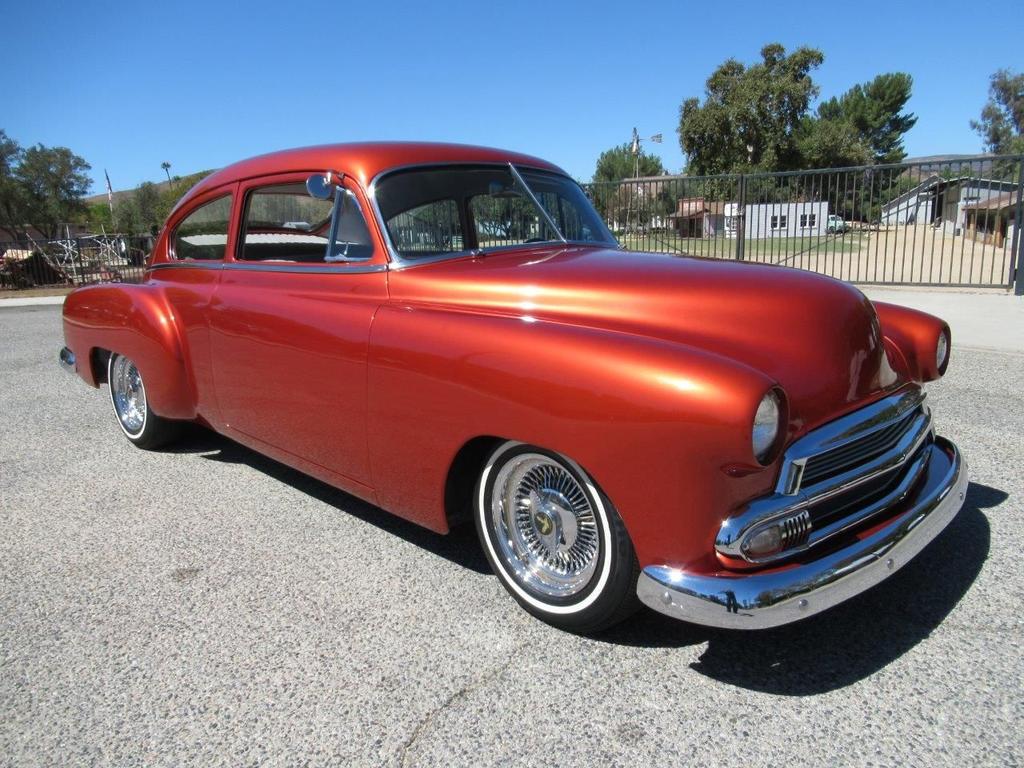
637 436 967 630
58 346 76 374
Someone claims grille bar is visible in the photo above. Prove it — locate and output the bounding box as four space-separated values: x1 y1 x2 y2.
801 407 919 487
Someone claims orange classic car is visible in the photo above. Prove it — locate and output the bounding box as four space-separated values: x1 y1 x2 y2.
59 143 966 633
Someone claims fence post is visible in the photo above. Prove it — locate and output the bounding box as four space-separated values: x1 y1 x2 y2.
1012 157 1024 296
75 238 83 285
736 174 747 261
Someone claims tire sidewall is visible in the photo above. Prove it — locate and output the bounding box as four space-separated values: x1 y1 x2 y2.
475 441 634 629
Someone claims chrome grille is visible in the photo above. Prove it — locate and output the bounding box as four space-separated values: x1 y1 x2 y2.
716 388 936 566
801 407 920 487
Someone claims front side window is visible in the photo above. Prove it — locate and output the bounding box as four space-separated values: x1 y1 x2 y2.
239 182 373 263
173 195 232 260
374 165 615 260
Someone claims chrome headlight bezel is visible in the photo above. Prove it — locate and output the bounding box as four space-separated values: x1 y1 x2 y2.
936 330 950 374
752 389 783 465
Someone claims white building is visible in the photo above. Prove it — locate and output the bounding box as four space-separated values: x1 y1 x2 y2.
879 175 1017 234
723 201 829 239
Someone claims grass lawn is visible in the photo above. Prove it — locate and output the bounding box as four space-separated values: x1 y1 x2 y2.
617 232 866 263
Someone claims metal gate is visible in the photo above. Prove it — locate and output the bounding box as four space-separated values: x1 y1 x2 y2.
584 155 1024 293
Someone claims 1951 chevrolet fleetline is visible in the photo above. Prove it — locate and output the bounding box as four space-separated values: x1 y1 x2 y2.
59 143 967 633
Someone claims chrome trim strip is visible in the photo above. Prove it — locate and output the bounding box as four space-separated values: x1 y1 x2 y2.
638 438 967 630
148 261 222 271
716 405 934 562
221 262 386 275
147 261 387 275
58 346 76 374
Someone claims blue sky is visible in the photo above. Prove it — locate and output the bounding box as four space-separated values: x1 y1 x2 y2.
2 0 1020 194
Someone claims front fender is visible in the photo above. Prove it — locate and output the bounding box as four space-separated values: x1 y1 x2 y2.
367 305 778 567
873 301 950 382
62 283 196 420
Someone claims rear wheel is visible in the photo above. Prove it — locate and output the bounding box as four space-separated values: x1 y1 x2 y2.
107 352 179 449
474 441 639 633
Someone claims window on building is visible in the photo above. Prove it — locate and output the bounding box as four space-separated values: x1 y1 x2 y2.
771 214 788 230
173 195 233 261
799 213 817 228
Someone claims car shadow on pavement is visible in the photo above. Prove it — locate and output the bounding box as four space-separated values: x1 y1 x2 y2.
166 426 491 574
598 481 1001 696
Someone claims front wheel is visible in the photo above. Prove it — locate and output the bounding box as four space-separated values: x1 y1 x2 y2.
474 441 639 633
107 352 179 449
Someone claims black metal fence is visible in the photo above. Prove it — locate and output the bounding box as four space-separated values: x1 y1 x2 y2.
4 156 1022 293
0 235 151 290
583 155 1024 292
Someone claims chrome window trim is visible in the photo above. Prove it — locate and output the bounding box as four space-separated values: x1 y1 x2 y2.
168 192 234 263
716 387 934 564
148 261 387 275
365 161 615 269
238 181 376 265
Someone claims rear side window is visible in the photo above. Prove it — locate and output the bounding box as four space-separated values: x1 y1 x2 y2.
173 196 232 261
239 182 374 263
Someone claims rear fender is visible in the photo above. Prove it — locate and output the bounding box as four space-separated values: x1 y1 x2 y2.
62 283 196 419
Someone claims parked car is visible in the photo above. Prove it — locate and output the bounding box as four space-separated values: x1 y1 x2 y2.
827 214 850 234
59 143 966 633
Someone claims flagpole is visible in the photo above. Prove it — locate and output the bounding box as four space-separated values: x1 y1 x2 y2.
104 170 114 215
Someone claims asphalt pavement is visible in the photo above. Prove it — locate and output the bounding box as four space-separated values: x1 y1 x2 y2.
1 304 1021 767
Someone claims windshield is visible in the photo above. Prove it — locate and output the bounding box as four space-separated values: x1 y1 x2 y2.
374 164 615 260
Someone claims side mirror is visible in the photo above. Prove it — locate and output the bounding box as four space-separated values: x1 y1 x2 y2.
306 173 335 200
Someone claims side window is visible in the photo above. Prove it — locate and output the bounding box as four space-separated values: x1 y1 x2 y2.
386 200 463 255
173 196 232 261
239 182 374 263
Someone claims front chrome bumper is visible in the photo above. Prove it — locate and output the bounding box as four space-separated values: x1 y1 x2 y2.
637 436 967 630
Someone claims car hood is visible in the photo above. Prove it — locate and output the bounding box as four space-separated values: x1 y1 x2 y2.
388 246 901 434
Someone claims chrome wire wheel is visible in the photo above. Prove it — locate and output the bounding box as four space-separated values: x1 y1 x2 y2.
109 354 147 437
489 452 601 599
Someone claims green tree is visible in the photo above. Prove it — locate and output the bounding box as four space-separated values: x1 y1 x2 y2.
0 129 27 240
971 68 1024 155
815 73 916 164
678 43 824 174
85 202 113 232
8 142 92 239
796 116 873 169
593 142 666 182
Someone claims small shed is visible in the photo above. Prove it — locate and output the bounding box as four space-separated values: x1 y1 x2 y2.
962 191 1019 247
669 197 725 238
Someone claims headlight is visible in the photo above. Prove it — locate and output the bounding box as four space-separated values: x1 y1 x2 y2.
936 331 949 372
752 390 782 463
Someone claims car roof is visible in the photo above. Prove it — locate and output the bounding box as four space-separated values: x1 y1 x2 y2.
176 142 567 213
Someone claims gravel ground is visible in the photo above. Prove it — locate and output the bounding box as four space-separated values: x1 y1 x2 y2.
1 305 1021 767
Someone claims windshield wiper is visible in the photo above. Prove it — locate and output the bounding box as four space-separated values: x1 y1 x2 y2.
507 163 567 244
